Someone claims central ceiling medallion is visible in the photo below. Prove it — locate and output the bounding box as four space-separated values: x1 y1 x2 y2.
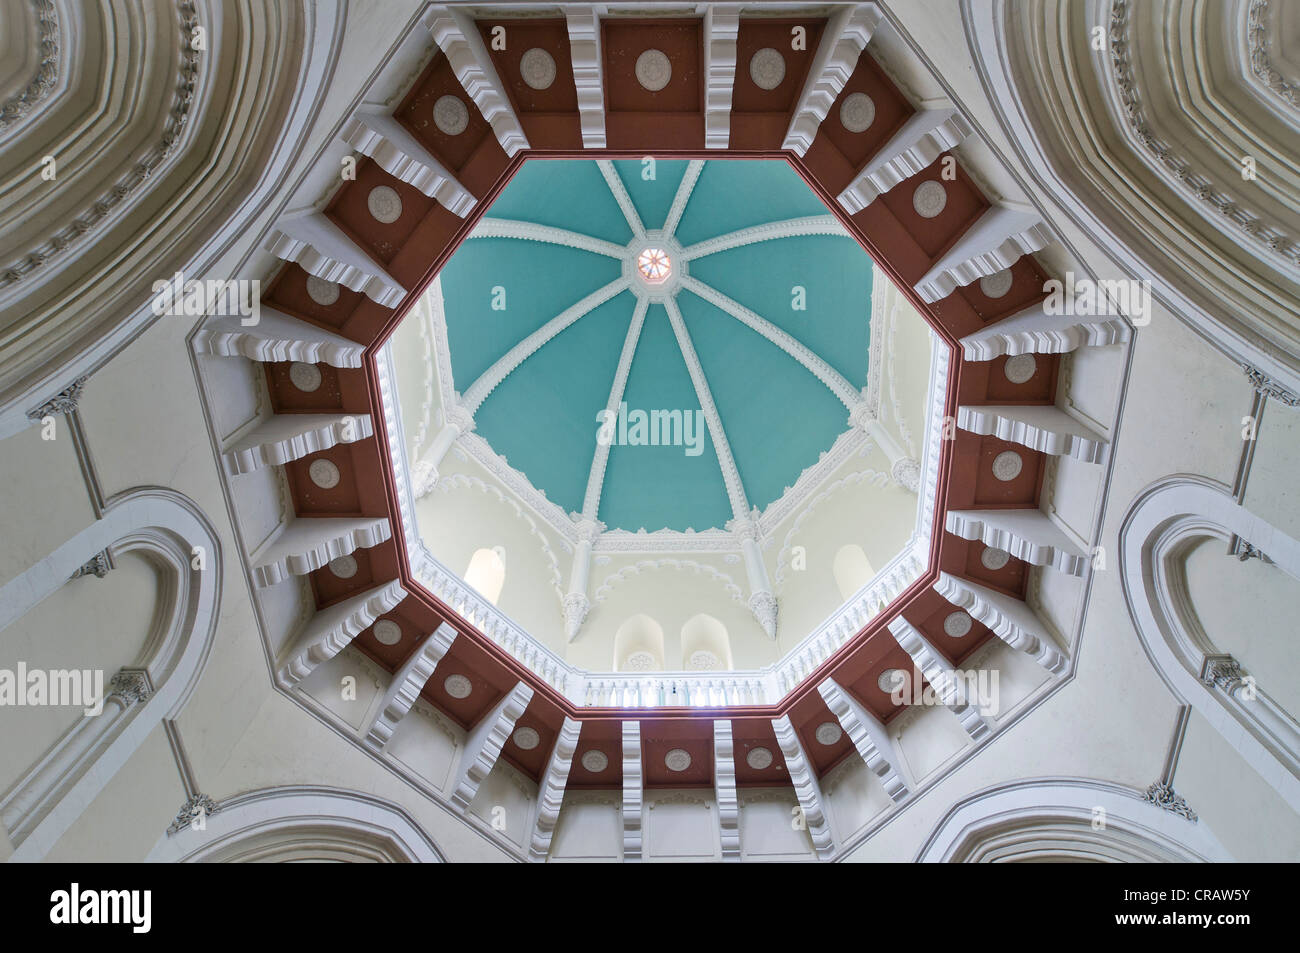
636 247 671 284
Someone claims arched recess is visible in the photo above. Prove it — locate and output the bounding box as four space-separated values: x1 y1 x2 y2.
916 778 1234 862
0 486 222 861
680 613 733 670
832 544 876 601
613 614 666 672
463 547 506 606
145 786 445 862
1120 476 1300 807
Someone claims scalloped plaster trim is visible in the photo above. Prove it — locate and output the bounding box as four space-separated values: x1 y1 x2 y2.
451 681 534 810
915 206 1052 303
252 516 393 588
838 107 974 213
469 217 627 258
956 404 1107 463
959 301 1131 360
223 413 374 475
783 4 882 154
530 716 580 861
193 308 365 367
424 8 528 156
279 579 406 684
265 213 405 307
772 714 834 858
565 7 605 148
342 111 476 216
364 622 457 749
817 678 909 802
934 572 1067 675
945 509 1089 576
681 215 851 261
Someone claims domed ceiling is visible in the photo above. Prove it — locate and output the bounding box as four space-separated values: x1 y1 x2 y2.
433 158 874 533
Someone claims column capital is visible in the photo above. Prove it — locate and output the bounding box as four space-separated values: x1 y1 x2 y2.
27 376 87 420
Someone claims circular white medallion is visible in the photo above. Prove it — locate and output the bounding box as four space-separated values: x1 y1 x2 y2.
288 362 322 392
745 746 773 770
443 674 472 699
980 269 1014 299
623 650 655 672
992 450 1024 482
687 650 721 671
308 459 341 489
373 619 402 645
912 180 948 218
581 750 608 773
749 47 786 90
635 49 672 91
304 276 339 307
839 91 876 133
519 48 556 90
665 748 692 772
981 547 1012 571
512 726 541 750
328 554 357 579
815 721 843 746
366 185 403 224
433 95 469 136
943 611 973 638
1004 353 1038 384
878 668 908 694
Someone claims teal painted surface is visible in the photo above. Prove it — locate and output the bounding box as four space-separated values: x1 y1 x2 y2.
436 158 876 531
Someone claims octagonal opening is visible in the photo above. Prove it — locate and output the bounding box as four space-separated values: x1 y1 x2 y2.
380 155 938 694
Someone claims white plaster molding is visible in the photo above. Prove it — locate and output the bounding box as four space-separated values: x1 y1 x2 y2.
664 296 748 521
916 778 1234 862
342 111 476 215
663 160 705 238
529 716 580 861
469 217 628 259
680 215 851 261
784 3 883 153
193 308 365 367
1120 476 1300 806
147 785 446 862
714 719 741 859
817 678 910 800
622 720 643 861
914 205 1052 303
593 558 744 605
838 107 974 213
0 488 222 859
222 413 374 476
424 7 528 156
251 516 393 589
946 508 1089 575
704 6 741 148
957 403 1108 463
959 299 1131 360
461 276 630 415
564 6 605 148
451 681 534 811
278 580 406 685
597 160 645 238
265 212 406 308
582 296 648 520
934 572 1068 675
771 714 834 859
365 622 458 749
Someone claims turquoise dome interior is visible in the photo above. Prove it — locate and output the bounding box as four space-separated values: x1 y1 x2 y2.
437 158 875 533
